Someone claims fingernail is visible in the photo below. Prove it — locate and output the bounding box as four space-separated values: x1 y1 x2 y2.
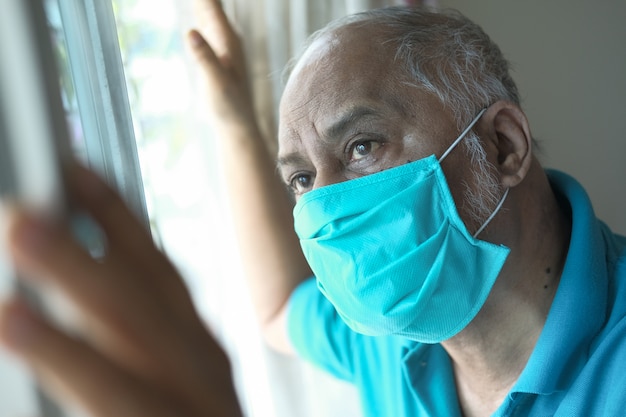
188 30 204 48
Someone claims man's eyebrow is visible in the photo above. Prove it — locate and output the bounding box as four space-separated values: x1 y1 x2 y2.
323 105 379 140
276 152 308 171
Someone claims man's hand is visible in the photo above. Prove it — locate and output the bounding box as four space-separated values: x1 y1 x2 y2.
0 165 243 417
185 0 312 355
187 0 258 135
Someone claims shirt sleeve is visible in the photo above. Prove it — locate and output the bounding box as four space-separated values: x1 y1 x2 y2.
287 277 360 382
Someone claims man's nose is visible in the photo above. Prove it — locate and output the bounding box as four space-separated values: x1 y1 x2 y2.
312 169 350 191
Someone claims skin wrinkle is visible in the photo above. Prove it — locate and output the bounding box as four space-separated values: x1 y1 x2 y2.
280 43 459 195
323 106 380 142
279 70 430 192
280 107 425 194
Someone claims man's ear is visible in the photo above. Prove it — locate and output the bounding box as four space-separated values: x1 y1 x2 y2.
480 101 533 188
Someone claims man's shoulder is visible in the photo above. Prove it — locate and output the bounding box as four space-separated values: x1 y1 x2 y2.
599 220 626 317
600 221 626 271
586 221 626 355
287 277 409 379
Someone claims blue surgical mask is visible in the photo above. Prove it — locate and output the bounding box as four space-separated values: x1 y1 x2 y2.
293 109 510 343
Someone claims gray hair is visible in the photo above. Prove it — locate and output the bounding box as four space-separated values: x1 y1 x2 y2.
286 6 520 130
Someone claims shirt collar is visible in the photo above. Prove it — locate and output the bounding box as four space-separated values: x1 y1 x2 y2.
511 170 609 396
401 342 462 416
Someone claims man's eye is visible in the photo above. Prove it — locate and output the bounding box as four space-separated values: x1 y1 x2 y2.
290 174 313 194
350 141 381 161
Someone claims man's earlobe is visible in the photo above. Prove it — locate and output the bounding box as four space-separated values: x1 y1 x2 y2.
484 101 533 188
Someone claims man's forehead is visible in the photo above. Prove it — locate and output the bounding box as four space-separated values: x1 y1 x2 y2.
280 25 401 118
284 23 396 89
290 32 341 77
276 21 452 159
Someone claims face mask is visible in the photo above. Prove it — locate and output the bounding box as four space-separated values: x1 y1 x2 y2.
293 109 510 343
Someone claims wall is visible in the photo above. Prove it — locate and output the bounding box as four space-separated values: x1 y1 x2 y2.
441 0 626 234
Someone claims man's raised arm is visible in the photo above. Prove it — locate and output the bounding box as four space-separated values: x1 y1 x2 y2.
187 0 312 354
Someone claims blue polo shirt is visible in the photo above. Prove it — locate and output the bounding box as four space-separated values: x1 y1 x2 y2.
287 170 626 416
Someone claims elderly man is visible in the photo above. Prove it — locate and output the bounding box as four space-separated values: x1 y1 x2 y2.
2 3 625 417
201 5 626 416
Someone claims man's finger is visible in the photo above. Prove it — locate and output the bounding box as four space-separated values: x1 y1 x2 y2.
4 207 189 374
187 29 228 87
68 165 172 273
67 165 192 316
0 298 182 417
193 0 243 66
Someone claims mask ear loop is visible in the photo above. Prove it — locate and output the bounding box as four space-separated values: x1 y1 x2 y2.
438 108 487 163
435 108 508 238
472 188 509 238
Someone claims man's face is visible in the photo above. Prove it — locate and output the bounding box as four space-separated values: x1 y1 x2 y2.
277 24 480 223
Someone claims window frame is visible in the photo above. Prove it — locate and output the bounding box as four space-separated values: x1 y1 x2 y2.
55 0 149 228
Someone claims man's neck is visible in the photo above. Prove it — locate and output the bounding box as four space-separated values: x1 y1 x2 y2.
442 172 572 417
444 281 552 416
